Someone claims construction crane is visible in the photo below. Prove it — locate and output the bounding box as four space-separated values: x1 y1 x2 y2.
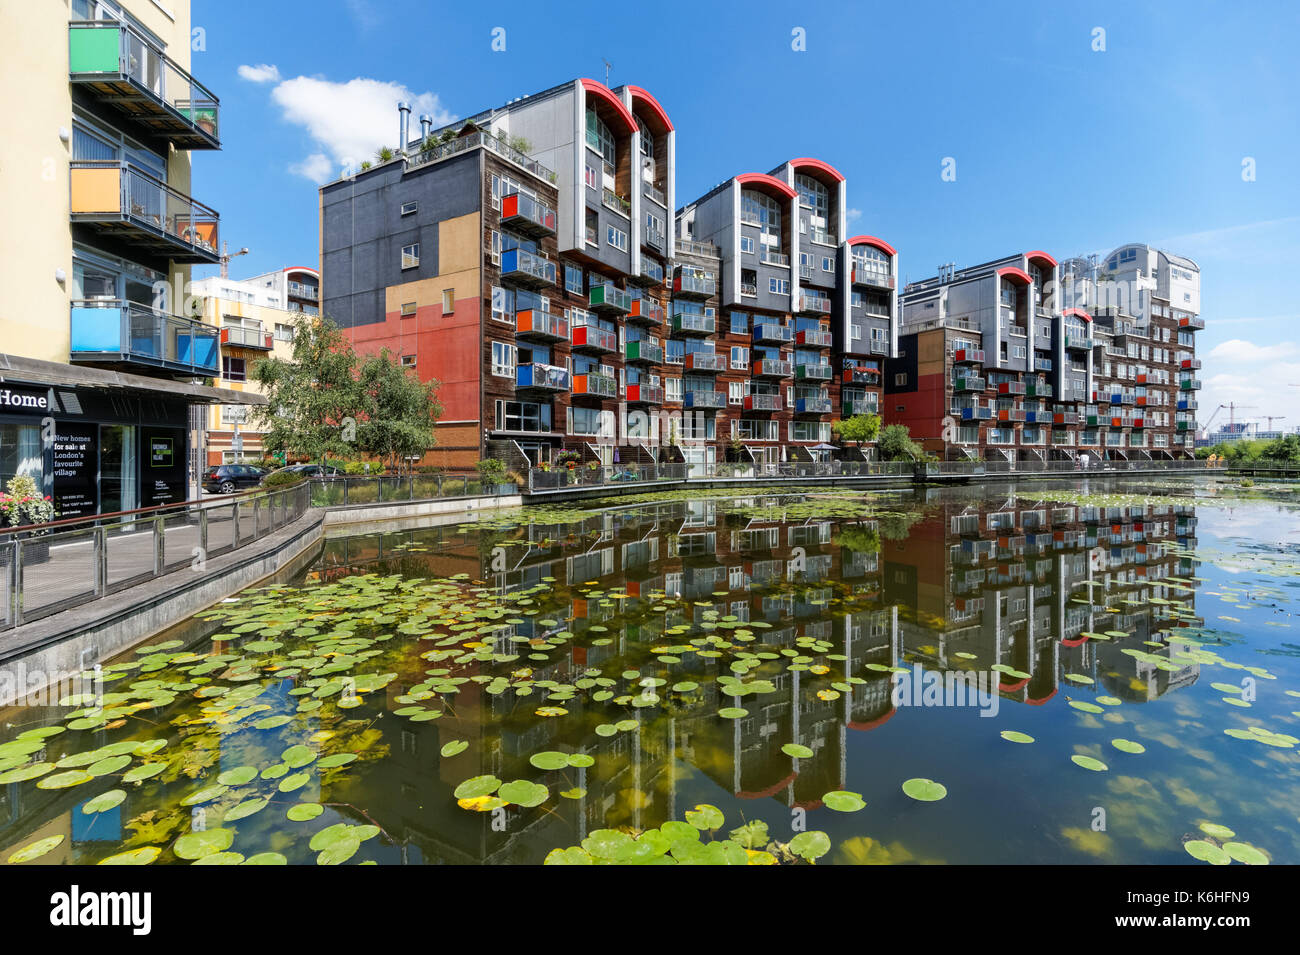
1200 402 1257 435
1260 415 1287 432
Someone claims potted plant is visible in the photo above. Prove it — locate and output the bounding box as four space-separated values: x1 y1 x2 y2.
0 474 57 564
475 458 513 493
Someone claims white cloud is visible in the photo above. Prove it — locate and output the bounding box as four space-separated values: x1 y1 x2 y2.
237 63 281 84
289 153 333 186
268 75 455 182
1205 338 1300 363
846 208 862 224
1198 337 1300 435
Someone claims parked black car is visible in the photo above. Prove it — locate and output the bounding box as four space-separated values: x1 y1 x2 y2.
202 464 270 494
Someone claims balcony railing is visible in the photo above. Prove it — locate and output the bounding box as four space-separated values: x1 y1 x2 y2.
572 372 617 398
672 312 716 336
796 292 833 315
954 377 986 392
842 399 878 417
627 298 664 326
1177 398 1198 411
408 130 557 184
625 339 664 364
760 250 789 267
1064 335 1094 351
683 390 725 409
744 394 783 412
515 309 568 341
795 363 832 381
953 348 984 364
1034 358 1052 372
752 323 793 344
869 340 889 355
754 359 793 378
852 266 894 288
1180 378 1202 390
626 383 664 405
220 324 273 350
588 282 632 314
499 248 556 287
1181 357 1202 370
70 299 218 375
501 192 557 236
516 363 570 392
842 367 880 385
1026 382 1052 398
69 160 219 263
959 406 994 420
643 181 666 206
69 19 220 149
797 329 833 348
1178 316 1206 330
795 397 833 415
684 352 728 373
672 268 716 299
570 324 617 353
602 188 631 217
286 281 318 300
998 381 1026 396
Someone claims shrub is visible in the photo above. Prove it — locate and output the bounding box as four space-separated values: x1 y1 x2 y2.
476 459 507 483
262 470 306 488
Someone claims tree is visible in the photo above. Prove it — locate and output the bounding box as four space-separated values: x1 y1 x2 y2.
832 413 882 447
249 312 362 466
356 349 443 472
877 423 923 461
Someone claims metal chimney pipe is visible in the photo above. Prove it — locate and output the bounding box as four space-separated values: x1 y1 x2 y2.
397 101 411 154
419 114 432 144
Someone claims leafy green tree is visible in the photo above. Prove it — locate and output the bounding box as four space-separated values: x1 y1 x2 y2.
877 423 923 461
832 413 882 447
249 313 362 466
356 349 443 472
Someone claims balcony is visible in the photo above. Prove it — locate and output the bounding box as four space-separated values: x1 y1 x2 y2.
634 259 666 287
644 223 666 252
960 406 993 420
626 298 664 327
752 323 793 344
588 282 632 314
1085 414 1102 427
797 328 833 348
997 408 1027 423
1178 316 1206 331
220 325 273 350
1131 417 1146 429
998 381 1026 396
500 193 556 237
515 309 567 342
601 188 631 218
852 266 894 289
68 19 220 150
1026 382 1052 398
672 312 716 336
1180 378 1202 391
516 363 570 393
287 281 317 301
683 390 725 410
1177 398 1198 412
760 250 790 268
869 340 889 356
1176 419 1195 431
625 339 663 364
1034 358 1052 372
672 267 716 299
684 352 728 374
954 348 985 364
842 366 880 385
1181 357 1202 370
795 363 832 381
1053 412 1080 426
69 161 219 263
795 397 833 415
954 377 986 392
842 399 878 416
795 292 833 316
70 300 218 375
744 394 783 412
572 372 617 399
500 248 556 288
570 324 617 354
626 383 664 405
1064 335 1094 351
754 359 793 378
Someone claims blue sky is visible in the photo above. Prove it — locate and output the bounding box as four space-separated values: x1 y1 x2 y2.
191 0 1300 425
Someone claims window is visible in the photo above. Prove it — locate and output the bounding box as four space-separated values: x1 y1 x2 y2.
730 311 749 335
442 289 455 314
769 278 789 295
400 354 416 367
894 373 907 387
728 381 746 405
822 257 834 272
585 108 615 164
730 346 749 370
491 341 516 378
400 302 417 317
665 377 683 403
400 201 418 216
740 236 755 255
490 286 508 324
584 165 598 190
851 325 862 341
607 226 628 252
795 173 828 217
274 323 294 342
489 230 500 265
585 210 599 247
401 243 420 269
741 190 782 249
565 264 583 295
495 399 552 433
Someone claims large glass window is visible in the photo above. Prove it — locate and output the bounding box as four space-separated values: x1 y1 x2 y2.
585 108 615 165
0 424 43 489
740 190 782 251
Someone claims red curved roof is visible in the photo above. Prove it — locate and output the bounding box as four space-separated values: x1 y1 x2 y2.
1063 307 1092 323
284 266 319 278
847 707 897 731
848 235 896 257
625 85 673 133
1060 632 1090 647
997 266 1033 284
1025 250 1057 269
788 157 845 183
1025 688 1058 706
580 78 637 135
735 172 797 200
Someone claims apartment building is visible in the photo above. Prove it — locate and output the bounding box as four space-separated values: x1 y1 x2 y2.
319 79 898 473
0 0 257 515
190 269 320 465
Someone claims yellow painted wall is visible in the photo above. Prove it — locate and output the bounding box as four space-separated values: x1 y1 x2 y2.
0 1 200 365
196 296 297 435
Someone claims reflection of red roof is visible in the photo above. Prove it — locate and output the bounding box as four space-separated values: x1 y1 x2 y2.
1025 688 1058 705
788 157 845 182
848 707 897 731
1063 307 1092 323
625 85 673 133
735 172 798 200
847 235 896 257
998 677 1030 693
736 769 798 799
580 78 637 134
997 266 1033 284
1025 250 1057 269
792 799 824 811
1060 633 1089 647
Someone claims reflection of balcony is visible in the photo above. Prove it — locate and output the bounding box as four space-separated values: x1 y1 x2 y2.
588 282 632 314
626 383 664 405
70 300 218 375
572 372 617 398
795 362 831 381
570 324 617 354
220 325 273 350
500 192 556 236
954 348 984 364
744 394 783 412
626 298 664 326
69 160 219 263
683 390 725 409
516 309 568 342
516 363 570 393
752 323 793 344
960 406 993 420
625 339 663 364
672 267 716 299
797 328 833 348
69 20 220 149
754 359 793 378
684 352 727 374
672 312 715 336
1064 335 1094 350
499 248 556 288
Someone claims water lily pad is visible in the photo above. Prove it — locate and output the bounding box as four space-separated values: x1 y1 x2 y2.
684 804 724 830
7 834 65 864
81 789 127 814
528 751 569 771
901 778 947 801
789 830 831 861
1199 822 1236 840
1000 731 1035 744
718 707 748 719
781 743 814 759
173 827 235 860
98 846 161 865
217 766 258 786
224 797 269 822
287 802 324 821
1184 840 1230 864
37 770 94 790
822 790 866 812
498 779 549 807
453 775 501 800
1222 842 1269 865
1070 755 1108 772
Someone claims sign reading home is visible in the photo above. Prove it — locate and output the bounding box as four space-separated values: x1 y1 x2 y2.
0 387 49 413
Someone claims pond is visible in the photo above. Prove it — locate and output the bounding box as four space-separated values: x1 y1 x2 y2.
2 477 1298 865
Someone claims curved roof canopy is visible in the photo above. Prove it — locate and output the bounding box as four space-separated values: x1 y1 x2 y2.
580 78 637 135
997 266 1033 285
848 235 896 257
1025 250 1057 269
624 85 673 134
787 156 845 184
735 172 797 200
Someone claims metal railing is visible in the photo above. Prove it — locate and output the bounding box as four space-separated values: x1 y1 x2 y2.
408 130 557 183
70 299 220 375
308 474 520 507
527 463 689 492
70 160 220 257
1 482 309 631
